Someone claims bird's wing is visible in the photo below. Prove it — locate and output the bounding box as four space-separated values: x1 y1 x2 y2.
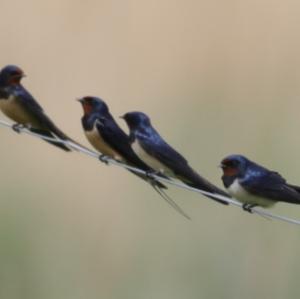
15 86 70 140
287 183 300 193
96 120 153 169
242 171 300 203
14 85 44 112
138 132 229 204
138 131 189 171
96 120 168 189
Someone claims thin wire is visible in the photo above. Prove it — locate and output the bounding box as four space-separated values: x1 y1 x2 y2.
1 118 300 226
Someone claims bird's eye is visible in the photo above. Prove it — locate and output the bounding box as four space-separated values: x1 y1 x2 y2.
229 161 237 167
11 70 21 76
222 159 239 169
222 159 232 168
229 161 235 167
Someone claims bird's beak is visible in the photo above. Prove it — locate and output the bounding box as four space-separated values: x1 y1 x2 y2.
77 98 84 103
119 115 125 119
218 163 225 169
21 74 26 78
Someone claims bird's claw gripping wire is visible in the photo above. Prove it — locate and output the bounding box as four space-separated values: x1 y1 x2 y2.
12 123 27 133
242 203 257 213
99 154 109 165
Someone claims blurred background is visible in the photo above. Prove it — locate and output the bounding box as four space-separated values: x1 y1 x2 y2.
1 0 300 298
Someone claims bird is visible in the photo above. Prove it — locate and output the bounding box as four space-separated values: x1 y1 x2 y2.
78 96 190 219
220 154 300 212
0 65 74 151
121 111 230 205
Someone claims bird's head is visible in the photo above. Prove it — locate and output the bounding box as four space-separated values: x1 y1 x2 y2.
120 111 151 130
77 96 109 116
0 65 25 86
220 154 249 179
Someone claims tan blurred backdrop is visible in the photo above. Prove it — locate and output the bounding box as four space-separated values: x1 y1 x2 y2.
1 0 300 298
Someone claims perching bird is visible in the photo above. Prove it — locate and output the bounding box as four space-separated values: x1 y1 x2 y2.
121 111 230 205
0 65 73 151
220 154 300 212
78 96 189 219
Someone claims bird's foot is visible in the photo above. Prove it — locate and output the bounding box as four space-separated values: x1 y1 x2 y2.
242 203 257 213
12 123 32 133
12 123 26 133
99 154 109 165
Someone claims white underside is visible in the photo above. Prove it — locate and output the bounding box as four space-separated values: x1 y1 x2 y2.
0 95 39 127
131 139 175 176
85 125 123 161
227 179 275 207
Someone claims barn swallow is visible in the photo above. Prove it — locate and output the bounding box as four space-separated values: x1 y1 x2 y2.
78 96 190 219
0 65 73 151
220 154 300 212
121 111 230 205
